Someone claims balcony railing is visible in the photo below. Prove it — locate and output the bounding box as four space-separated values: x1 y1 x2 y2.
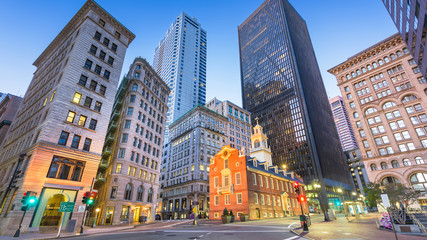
217 184 234 194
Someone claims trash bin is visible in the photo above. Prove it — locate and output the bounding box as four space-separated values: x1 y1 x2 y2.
66 220 76 232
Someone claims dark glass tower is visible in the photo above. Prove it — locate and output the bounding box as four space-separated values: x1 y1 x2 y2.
238 0 353 212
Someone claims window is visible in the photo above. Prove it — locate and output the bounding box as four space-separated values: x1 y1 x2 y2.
127 107 134 116
115 31 121 39
124 183 132 200
214 195 219 206
382 101 396 109
89 80 97 91
103 38 110 47
121 133 128 143
130 95 136 103
224 158 229 168
267 195 271 205
252 173 257 185
399 144 408 152
115 163 122 173
403 159 411 166
107 56 114 65
370 164 377 171
235 172 241 185
84 59 93 70
110 187 117 199
261 194 265 205
89 119 97 130
94 31 101 41
99 19 105 26
365 108 377 115
99 51 106 60
415 127 426 136
391 160 399 168
353 112 359 118
381 176 401 185
225 194 230 205
415 157 425 164
99 85 106 95
402 95 418 103
104 70 110 80
71 135 81 149
380 162 388 169
118 148 126 158
78 115 87 126
147 188 153 202
94 65 102 75
58 131 69 146
410 173 427 194
237 193 242 204
254 193 259 204
83 138 92 151
78 75 88 86
67 111 76 123
46 156 85 181
94 101 102 112
73 92 82 104
124 120 131 128
89 44 97 54
84 96 93 108
214 176 219 188
136 186 144 201
112 43 118 52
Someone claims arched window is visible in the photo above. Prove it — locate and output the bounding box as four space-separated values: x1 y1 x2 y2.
415 157 425 164
147 188 153 203
378 59 384 65
346 74 351 80
424 88 427 95
384 57 390 63
367 64 372 70
365 108 377 115
381 176 401 185
132 83 138 91
356 69 361 75
382 101 396 109
370 164 378 171
254 140 260 148
373 62 378 68
391 160 399 168
390 54 396 60
403 158 411 166
351 72 356 78
380 162 388 169
397 50 403 57
136 185 144 201
361 67 367 73
402 94 418 103
410 173 427 194
124 183 133 200
403 47 409 54
353 112 359 118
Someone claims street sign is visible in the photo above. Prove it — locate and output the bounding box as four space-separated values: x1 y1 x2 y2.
381 194 391 208
78 205 86 212
192 207 197 213
58 202 75 212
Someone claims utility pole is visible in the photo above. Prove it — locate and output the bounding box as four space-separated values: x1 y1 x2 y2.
77 177 95 235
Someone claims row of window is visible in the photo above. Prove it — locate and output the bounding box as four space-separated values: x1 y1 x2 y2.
111 184 154 202
66 110 97 130
93 31 118 53
78 74 107 95
89 44 115 65
58 131 92 151
72 92 103 112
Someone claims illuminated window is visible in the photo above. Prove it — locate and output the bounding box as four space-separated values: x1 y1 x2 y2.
73 92 82 104
67 111 76 123
78 115 87 126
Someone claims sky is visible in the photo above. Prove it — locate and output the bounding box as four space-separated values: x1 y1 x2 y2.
0 0 397 107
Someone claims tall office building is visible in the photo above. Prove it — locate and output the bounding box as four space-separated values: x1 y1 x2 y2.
382 0 427 76
238 0 353 213
160 105 227 219
0 94 23 148
153 13 207 141
0 0 134 234
205 98 252 155
329 96 359 152
94 58 169 225
329 33 427 208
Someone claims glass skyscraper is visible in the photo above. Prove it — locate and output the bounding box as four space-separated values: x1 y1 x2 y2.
153 12 207 141
239 0 353 213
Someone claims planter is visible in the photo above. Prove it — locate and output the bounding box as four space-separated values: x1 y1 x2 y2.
240 215 249 222
221 215 231 224
230 215 235 223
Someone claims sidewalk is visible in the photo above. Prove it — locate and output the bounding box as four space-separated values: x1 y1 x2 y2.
293 213 427 240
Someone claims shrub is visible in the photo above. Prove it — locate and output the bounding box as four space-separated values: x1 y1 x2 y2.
223 208 229 216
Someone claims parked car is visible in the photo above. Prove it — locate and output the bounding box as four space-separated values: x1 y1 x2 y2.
155 214 161 220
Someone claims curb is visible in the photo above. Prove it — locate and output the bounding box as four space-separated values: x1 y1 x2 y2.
290 227 314 240
32 225 136 240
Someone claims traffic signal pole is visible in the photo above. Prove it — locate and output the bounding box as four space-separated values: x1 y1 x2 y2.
13 208 27 238
77 177 95 235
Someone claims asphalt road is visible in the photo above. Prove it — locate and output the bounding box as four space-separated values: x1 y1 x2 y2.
70 215 326 240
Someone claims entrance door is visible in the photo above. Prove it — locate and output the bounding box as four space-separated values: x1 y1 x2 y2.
255 208 260 219
105 207 115 225
40 194 65 227
133 207 140 223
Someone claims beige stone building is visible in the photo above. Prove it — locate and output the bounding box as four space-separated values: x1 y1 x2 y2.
0 0 134 234
328 33 427 208
94 58 169 225
205 98 252 155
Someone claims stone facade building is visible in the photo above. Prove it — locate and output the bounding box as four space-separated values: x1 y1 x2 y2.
160 105 227 219
328 33 427 208
205 98 252 155
0 0 134 234
209 125 307 220
0 94 23 148
94 58 169 225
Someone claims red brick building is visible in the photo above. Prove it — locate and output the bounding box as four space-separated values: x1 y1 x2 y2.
209 145 308 220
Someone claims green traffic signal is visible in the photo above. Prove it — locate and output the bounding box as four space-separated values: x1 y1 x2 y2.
87 199 94 205
29 198 36 204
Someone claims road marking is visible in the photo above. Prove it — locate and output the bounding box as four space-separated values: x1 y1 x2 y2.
207 232 212 235
284 236 299 240
287 221 300 228
199 235 204 237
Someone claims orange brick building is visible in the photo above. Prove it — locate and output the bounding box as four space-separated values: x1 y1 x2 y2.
209 124 308 220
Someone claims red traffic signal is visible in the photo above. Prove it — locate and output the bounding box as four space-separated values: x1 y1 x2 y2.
294 182 299 188
298 195 306 202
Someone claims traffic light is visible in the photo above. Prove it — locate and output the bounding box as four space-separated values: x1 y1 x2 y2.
298 195 306 203
294 182 300 194
82 191 97 205
9 170 23 188
21 191 37 211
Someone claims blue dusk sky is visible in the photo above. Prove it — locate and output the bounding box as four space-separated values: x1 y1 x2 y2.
0 0 397 107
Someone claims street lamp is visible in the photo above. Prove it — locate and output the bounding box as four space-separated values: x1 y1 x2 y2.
337 188 343 193
93 208 100 228
352 192 356 196
282 164 287 170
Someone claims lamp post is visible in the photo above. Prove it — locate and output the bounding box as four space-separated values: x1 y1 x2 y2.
93 208 100 227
